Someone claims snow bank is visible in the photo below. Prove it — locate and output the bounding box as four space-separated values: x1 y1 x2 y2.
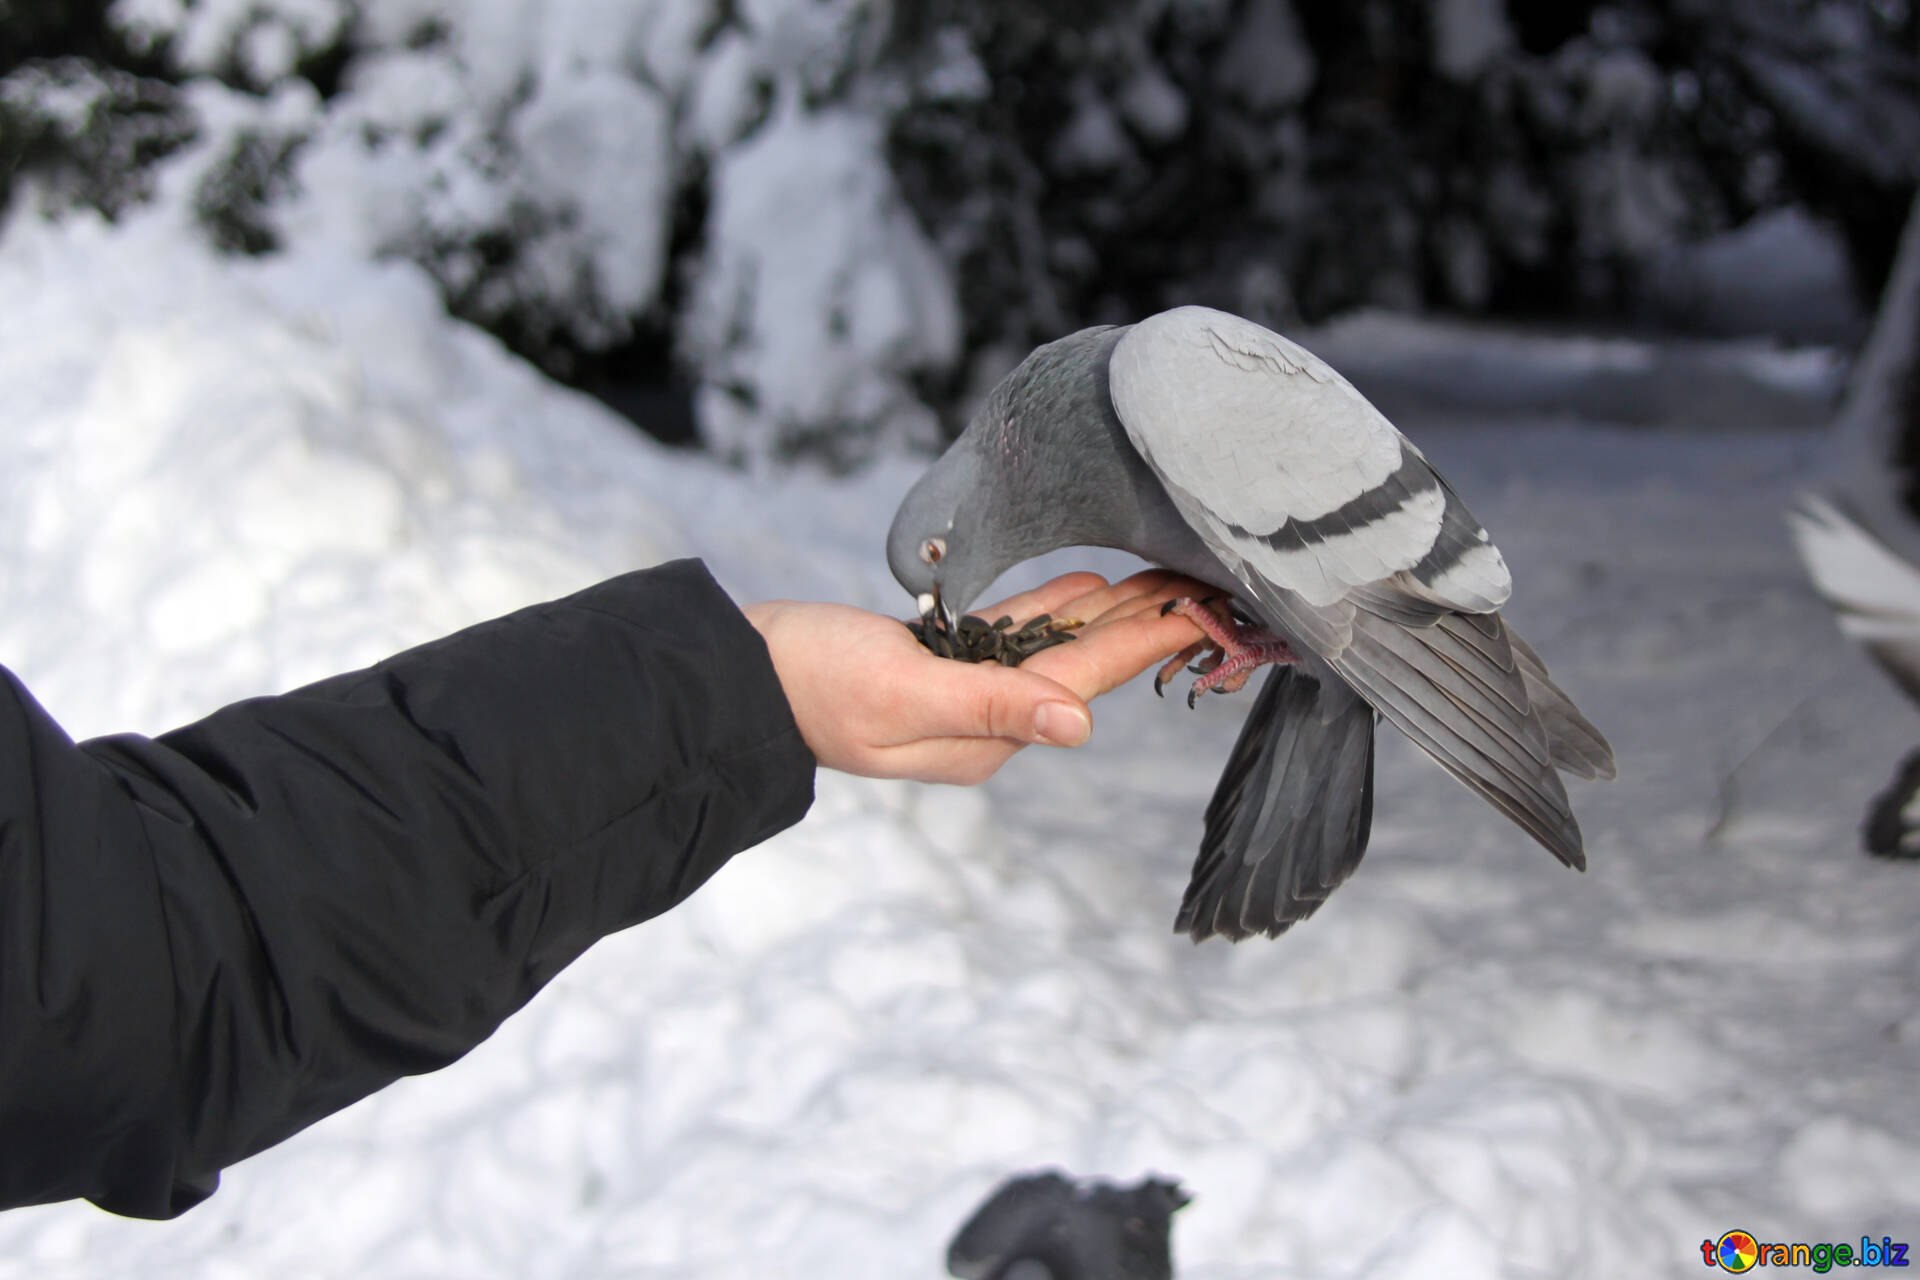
1640 206 1864 346
0 203 685 739
1 190 1917 1278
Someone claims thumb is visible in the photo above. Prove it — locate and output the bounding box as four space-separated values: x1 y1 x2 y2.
904 660 1094 747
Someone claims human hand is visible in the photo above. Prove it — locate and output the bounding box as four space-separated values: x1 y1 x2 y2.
743 570 1213 785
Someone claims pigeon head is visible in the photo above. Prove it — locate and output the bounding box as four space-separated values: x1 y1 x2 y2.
887 440 1000 622
889 324 1136 621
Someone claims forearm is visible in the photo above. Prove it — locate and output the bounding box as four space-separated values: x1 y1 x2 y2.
0 559 814 1218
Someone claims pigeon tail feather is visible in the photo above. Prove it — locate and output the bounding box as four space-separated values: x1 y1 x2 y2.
1176 667 1376 941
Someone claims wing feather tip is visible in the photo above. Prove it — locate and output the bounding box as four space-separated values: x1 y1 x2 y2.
1174 896 1307 944
1578 748 1619 783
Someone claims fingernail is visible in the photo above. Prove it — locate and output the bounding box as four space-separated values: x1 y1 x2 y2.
1034 702 1091 747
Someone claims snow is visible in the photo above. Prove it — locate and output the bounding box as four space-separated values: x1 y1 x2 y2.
0 206 685 738
1052 91 1136 174
111 0 353 88
686 95 959 466
1301 308 1846 431
683 29 767 155
1218 0 1315 114
510 69 675 320
92 0 963 461
1640 206 1863 346
3 63 1920 1280
1430 0 1511 84
1119 65 1190 144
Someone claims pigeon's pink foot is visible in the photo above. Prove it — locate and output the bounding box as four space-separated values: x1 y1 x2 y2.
1154 638 1212 692
1154 597 1298 709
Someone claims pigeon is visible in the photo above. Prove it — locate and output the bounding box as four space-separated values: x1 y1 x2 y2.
888 305 1615 941
1789 195 1920 856
946 1170 1189 1280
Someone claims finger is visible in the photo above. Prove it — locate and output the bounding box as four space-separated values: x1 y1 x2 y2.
1019 606 1215 701
1106 568 1208 600
1080 585 1212 629
1043 569 1187 627
1058 570 1219 626
972 570 1214 633
974 571 1110 624
1108 570 1218 606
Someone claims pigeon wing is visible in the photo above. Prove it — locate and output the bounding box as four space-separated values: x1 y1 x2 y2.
1790 494 1920 703
1110 307 1608 871
1109 306 1513 613
1174 665 1376 942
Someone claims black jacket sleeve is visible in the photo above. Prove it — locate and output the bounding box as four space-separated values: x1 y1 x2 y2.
0 559 815 1219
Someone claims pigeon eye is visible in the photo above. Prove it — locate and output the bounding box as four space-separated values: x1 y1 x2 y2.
920 537 947 565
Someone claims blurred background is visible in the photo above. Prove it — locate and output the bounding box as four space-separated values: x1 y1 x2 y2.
3 3 1920 1278
4 0 1911 458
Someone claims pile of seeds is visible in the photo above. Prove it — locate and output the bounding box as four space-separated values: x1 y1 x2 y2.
907 612 1080 666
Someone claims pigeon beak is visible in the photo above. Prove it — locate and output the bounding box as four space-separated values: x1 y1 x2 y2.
917 584 955 632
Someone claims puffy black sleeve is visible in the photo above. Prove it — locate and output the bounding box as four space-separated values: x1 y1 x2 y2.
0 559 815 1219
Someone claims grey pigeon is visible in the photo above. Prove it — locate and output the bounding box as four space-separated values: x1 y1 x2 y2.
946 1170 1189 1280
1790 195 1920 856
888 306 1615 940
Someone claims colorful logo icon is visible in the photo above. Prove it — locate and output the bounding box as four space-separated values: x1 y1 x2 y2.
1713 1230 1760 1273
1701 1230 1910 1270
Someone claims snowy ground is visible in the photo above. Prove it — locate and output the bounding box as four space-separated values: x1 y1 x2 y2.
3 202 1919 1280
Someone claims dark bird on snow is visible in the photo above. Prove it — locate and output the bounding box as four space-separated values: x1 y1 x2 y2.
1790 195 1920 857
888 306 1615 941
946 1169 1190 1280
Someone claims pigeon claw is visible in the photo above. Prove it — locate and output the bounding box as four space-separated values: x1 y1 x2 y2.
1154 638 1211 697
1158 596 1298 708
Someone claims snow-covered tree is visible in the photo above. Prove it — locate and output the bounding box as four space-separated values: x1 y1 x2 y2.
3 0 1913 463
